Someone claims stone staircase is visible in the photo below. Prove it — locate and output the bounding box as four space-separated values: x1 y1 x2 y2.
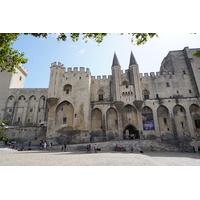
0 139 182 152
50 139 180 152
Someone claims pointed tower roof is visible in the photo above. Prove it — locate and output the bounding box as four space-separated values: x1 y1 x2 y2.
129 51 138 66
112 52 121 67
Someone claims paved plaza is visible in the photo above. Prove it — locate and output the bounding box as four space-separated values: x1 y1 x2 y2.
0 147 199 166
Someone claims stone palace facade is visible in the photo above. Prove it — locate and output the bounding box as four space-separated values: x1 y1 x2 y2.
0 47 200 146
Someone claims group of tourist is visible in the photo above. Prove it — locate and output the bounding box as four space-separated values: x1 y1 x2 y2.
114 144 144 153
61 139 71 151
179 144 199 153
40 140 52 150
86 143 98 153
3 139 25 151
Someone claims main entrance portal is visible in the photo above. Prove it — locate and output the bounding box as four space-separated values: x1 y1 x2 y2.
123 124 139 140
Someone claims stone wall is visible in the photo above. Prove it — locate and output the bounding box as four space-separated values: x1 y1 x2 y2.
1 126 47 144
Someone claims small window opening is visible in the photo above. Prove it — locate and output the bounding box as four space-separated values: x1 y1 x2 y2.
166 82 170 87
66 89 69 94
189 90 192 93
63 117 67 124
177 91 179 94
18 117 20 122
164 118 167 124
30 108 33 112
183 70 186 74
180 108 183 112
19 76 22 81
144 95 149 100
156 94 159 99
195 119 200 128
181 122 184 128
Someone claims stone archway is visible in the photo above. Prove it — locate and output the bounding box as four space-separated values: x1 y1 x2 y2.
123 124 139 140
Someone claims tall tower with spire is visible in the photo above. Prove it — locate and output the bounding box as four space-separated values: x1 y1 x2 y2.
129 51 142 101
111 52 121 101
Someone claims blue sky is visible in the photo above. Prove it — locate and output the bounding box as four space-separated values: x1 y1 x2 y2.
13 33 200 88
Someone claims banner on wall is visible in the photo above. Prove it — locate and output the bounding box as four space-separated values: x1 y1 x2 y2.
142 113 155 130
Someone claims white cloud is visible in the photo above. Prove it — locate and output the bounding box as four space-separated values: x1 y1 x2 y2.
76 48 87 56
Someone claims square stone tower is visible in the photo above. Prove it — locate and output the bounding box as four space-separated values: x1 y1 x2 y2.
0 64 28 121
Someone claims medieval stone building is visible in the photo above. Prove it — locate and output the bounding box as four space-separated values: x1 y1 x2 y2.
0 47 200 147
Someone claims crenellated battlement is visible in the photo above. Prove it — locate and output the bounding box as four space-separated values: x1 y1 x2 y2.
18 63 28 76
140 71 175 79
91 75 112 81
51 62 65 69
66 67 90 74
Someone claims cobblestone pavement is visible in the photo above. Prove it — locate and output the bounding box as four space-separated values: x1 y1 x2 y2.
0 147 200 166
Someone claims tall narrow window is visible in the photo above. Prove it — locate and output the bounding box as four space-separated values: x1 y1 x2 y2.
99 94 103 101
163 118 167 124
156 94 159 99
195 119 200 128
183 70 186 74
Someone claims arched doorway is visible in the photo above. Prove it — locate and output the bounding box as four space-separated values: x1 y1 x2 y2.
123 124 139 140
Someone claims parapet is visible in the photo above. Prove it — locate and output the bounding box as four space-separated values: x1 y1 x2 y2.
51 62 65 69
66 67 90 74
141 71 174 78
91 75 112 81
18 63 28 76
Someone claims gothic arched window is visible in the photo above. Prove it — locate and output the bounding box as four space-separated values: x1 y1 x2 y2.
97 88 105 101
143 89 150 100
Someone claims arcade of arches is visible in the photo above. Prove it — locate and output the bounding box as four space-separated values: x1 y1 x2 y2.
89 103 200 140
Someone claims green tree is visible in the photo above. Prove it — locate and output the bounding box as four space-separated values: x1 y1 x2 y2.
0 33 159 73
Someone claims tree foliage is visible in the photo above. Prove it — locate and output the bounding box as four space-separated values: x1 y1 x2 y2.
0 33 28 72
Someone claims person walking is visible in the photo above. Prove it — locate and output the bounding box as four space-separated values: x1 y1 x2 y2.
64 142 67 152
28 140 31 147
44 141 47 150
130 145 134 153
89 144 91 153
94 144 97 153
